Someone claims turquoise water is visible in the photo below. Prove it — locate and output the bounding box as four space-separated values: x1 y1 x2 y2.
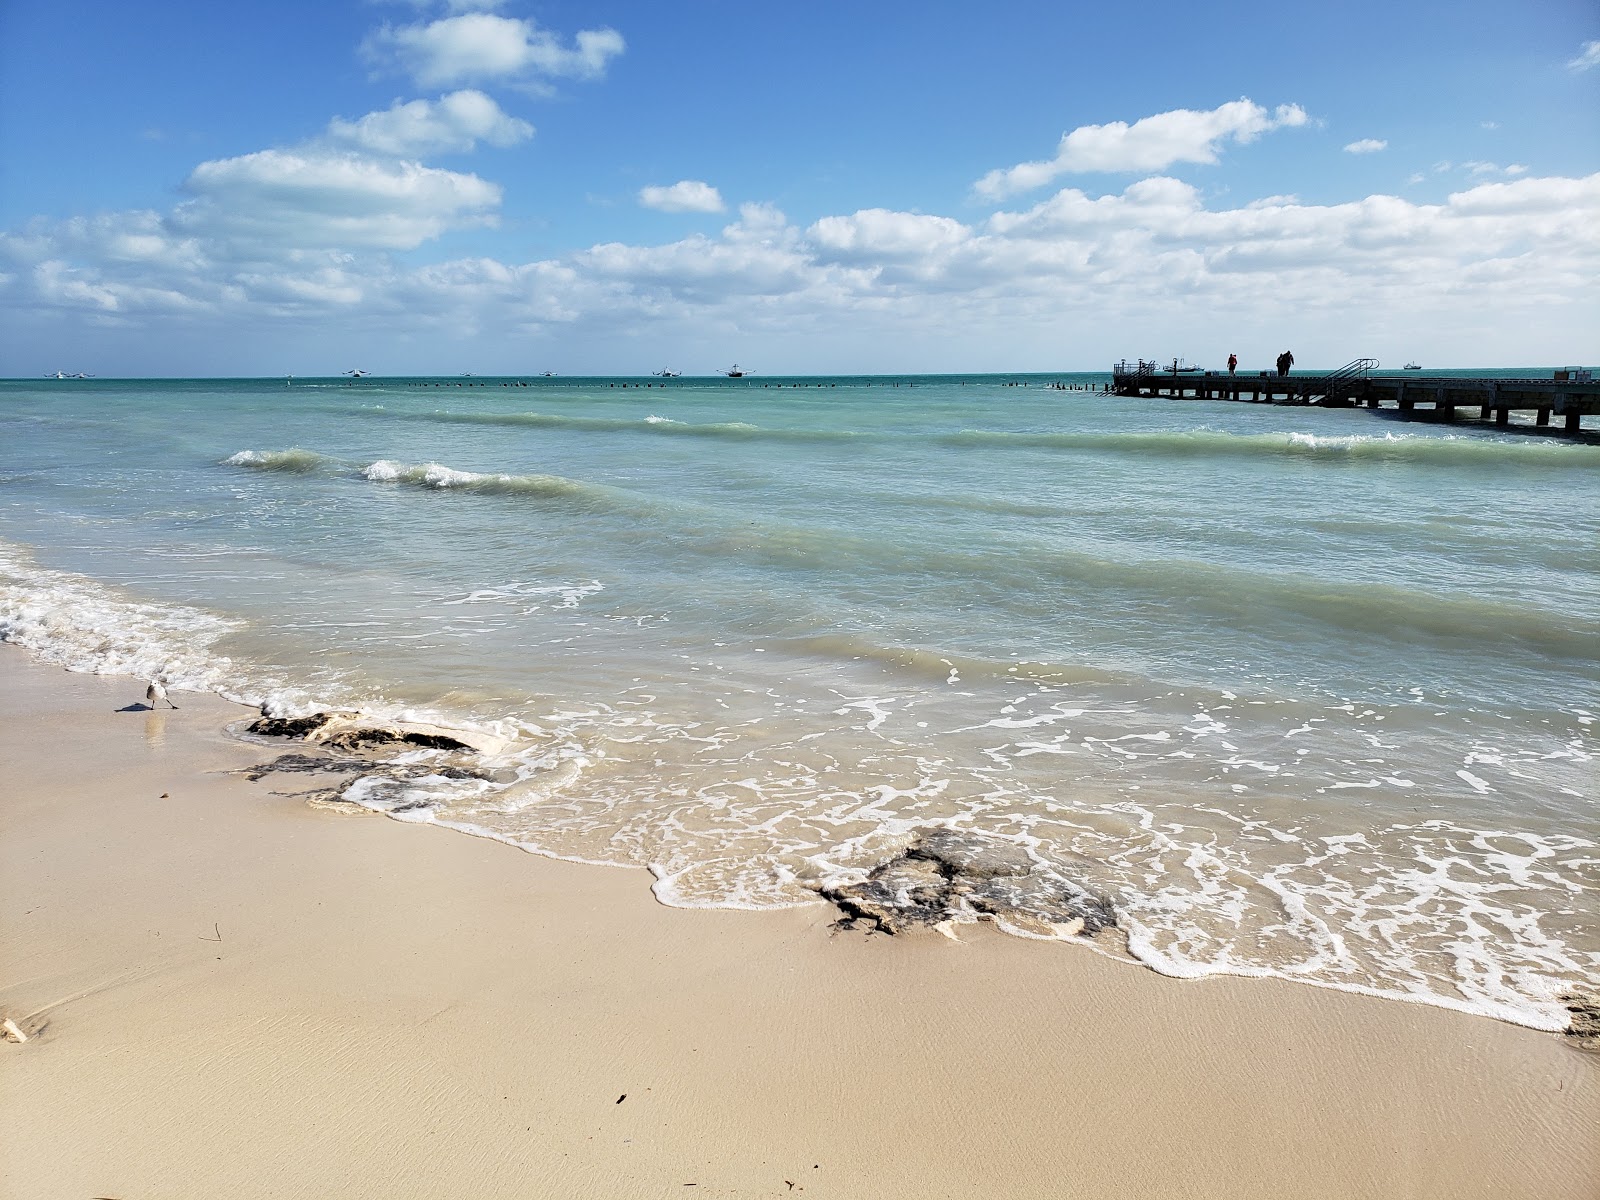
2 372 1596 1029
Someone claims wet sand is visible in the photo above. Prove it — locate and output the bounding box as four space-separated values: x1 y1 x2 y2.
2 645 1596 1199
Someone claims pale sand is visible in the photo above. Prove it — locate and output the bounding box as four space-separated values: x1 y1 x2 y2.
2 646 1596 1199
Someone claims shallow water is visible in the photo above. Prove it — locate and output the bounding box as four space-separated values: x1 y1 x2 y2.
2 371 1596 1029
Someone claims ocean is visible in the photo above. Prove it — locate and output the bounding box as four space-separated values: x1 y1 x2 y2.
2 371 1596 1030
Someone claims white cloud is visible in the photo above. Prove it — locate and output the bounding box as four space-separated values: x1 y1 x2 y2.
974 100 1309 199
327 90 533 156
1343 139 1388 154
1568 40 1600 71
581 204 813 298
363 13 624 88
1462 160 1529 178
4 170 1596 367
809 210 970 262
638 180 725 213
173 149 502 250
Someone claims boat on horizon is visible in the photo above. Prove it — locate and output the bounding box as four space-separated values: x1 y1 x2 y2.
721 364 749 378
1403 362 1421 370
653 368 681 378
1164 358 1203 374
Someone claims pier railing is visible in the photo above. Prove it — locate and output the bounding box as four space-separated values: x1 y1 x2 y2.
1310 357 1378 402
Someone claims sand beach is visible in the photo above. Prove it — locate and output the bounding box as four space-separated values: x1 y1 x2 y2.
2 646 1596 1199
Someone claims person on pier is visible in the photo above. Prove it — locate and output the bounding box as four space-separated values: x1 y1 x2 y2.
1227 353 1238 376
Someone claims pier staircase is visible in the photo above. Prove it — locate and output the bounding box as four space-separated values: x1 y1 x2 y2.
1308 358 1378 406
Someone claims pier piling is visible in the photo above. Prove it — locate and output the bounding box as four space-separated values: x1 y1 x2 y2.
1108 361 1597 436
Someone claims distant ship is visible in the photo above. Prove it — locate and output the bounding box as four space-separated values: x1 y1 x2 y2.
1403 362 1421 370
343 369 371 378
721 364 748 378
653 368 681 378
1164 358 1203 373
45 371 94 379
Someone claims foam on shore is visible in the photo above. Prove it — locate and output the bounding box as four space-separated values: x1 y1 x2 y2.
3 533 1594 1035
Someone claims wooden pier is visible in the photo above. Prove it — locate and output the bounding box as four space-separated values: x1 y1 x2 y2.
1110 360 1600 435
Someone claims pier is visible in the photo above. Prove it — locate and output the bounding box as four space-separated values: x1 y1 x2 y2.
1110 360 1600 435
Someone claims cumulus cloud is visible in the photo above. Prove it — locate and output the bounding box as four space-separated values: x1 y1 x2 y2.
974 100 1309 199
809 210 970 262
638 180 725 213
1343 138 1387 154
4 169 1596 363
173 149 502 250
1568 40 1600 71
327 90 533 156
1462 161 1529 178
363 12 624 88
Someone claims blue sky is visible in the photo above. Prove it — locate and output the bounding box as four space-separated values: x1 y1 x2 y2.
1 0 1596 375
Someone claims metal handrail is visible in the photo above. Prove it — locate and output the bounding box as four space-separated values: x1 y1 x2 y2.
1312 357 1379 398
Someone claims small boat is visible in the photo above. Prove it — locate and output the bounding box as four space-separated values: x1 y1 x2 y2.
1164 358 1204 374
540 371 557 377
1403 363 1421 370
344 369 371 378
653 368 681 378
721 364 748 378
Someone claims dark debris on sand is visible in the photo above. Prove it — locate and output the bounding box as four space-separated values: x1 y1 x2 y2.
815 827 1118 938
1562 991 1600 1052
238 709 490 812
244 710 473 752
244 712 334 739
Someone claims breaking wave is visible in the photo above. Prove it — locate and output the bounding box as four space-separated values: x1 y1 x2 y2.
359 459 642 512
402 409 868 444
937 428 1600 467
223 448 336 473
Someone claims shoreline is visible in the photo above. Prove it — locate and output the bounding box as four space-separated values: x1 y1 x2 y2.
3 644 1598 1198
4 525 1593 1037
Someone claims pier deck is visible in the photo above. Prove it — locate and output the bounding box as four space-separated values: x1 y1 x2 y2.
1110 365 1600 435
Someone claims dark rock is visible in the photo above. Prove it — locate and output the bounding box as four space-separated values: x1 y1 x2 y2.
242 752 360 782
320 727 473 752
388 799 437 814
244 710 475 753
909 828 1034 879
821 827 1118 938
965 876 1118 934
246 712 334 739
1563 991 1600 1053
427 764 493 781
826 857 951 934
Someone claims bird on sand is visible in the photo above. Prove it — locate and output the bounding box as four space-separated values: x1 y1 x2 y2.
146 679 179 710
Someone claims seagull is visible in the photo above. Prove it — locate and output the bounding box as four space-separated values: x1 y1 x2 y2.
146 679 179 710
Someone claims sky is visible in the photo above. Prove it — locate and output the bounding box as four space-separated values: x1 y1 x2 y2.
1 0 1596 376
